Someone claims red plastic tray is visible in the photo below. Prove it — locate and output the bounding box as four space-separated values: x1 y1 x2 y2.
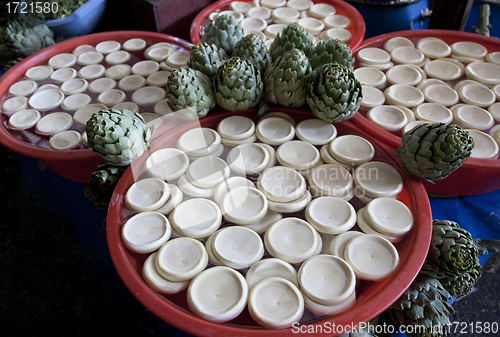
0 31 190 183
107 107 432 337
190 0 366 51
351 30 500 196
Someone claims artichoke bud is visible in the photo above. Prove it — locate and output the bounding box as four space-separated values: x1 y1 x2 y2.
201 14 244 55
387 275 454 337
84 163 126 209
264 48 310 107
232 33 272 74
269 24 314 62
86 109 153 166
214 56 263 111
167 67 215 117
419 219 482 300
306 63 362 123
187 42 228 79
308 38 354 70
396 123 474 181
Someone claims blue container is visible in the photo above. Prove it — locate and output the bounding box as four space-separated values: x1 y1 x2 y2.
345 0 431 39
44 0 107 37
464 0 500 39
19 0 107 37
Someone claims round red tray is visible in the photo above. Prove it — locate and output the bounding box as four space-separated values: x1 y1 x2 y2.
190 0 366 51
0 31 190 183
107 107 431 337
351 30 500 196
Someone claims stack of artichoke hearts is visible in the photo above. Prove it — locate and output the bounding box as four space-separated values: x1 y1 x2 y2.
167 15 363 123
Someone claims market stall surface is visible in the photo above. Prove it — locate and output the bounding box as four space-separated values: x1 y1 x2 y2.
0 144 499 337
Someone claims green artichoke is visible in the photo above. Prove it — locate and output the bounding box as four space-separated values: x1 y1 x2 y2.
427 220 480 274
84 162 126 209
86 109 154 166
201 14 244 55
0 16 55 68
308 38 355 70
232 33 272 74
387 275 454 337
419 219 481 298
396 123 474 181
166 67 215 117
263 48 310 107
268 23 313 62
213 56 264 111
5 16 55 56
306 63 362 123
439 261 481 299
187 42 228 79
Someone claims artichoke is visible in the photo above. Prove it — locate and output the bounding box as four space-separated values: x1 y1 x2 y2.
187 42 228 79
232 33 272 74
4 16 55 56
86 109 154 166
419 219 481 298
427 220 480 274
263 48 310 107
308 38 355 70
387 275 454 337
268 23 314 62
0 16 55 68
84 162 126 209
201 14 244 55
439 261 481 299
166 67 215 117
213 56 264 111
306 63 362 123
396 123 474 181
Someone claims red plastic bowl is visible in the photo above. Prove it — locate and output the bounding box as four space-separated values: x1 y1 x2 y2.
0 31 190 184
190 0 366 51
351 30 500 196
107 107 431 337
